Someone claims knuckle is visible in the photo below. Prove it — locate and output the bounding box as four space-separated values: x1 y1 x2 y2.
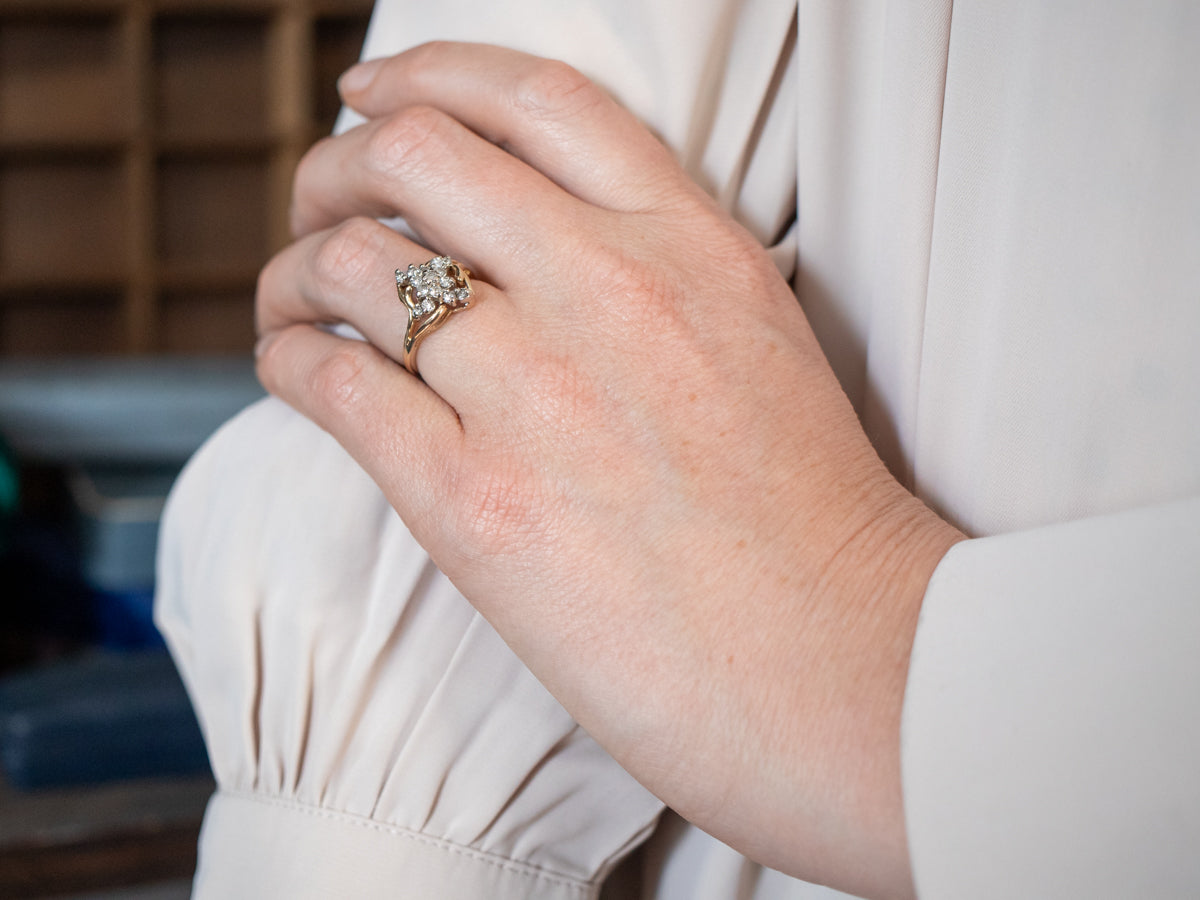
312 217 386 291
307 340 374 420
294 135 334 186
407 40 454 71
366 105 448 178
512 58 601 120
252 329 286 392
254 254 284 332
289 135 336 233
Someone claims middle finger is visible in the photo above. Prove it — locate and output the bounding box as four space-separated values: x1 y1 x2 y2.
289 106 587 288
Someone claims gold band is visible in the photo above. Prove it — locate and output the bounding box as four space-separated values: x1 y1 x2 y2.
396 256 474 376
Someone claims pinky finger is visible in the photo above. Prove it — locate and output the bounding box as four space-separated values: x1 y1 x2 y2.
255 325 464 538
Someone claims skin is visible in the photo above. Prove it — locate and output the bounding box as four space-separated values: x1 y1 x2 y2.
254 41 965 900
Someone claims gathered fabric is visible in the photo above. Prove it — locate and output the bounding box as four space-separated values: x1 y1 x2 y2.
156 399 663 898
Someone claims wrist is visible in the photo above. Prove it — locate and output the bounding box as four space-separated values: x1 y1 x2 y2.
816 477 965 899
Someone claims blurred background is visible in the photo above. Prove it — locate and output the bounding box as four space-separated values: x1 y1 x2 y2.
0 1 372 895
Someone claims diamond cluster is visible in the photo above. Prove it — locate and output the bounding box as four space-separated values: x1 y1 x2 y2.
395 256 472 319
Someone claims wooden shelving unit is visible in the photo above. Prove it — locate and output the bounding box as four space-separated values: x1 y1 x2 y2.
0 0 373 356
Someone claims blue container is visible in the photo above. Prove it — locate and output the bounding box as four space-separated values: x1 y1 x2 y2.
68 466 179 649
0 650 210 790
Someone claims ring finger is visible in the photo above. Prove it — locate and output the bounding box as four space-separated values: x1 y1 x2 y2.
256 215 515 407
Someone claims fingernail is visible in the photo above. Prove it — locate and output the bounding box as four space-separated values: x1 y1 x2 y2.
339 57 384 96
255 331 280 359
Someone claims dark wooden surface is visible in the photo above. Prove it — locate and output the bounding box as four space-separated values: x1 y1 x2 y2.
0 775 212 899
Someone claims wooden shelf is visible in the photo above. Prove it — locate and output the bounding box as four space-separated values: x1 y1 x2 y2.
157 261 260 290
0 272 129 295
0 15 134 144
153 14 270 143
0 0 373 355
0 135 131 156
0 157 129 275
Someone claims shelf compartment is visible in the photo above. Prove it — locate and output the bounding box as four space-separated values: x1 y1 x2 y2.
0 159 128 281
0 14 133 144
157 261 261 292
0 291 123 356
312 14 371 135
156 157 269 270
153 14 270 144
159 288 256 353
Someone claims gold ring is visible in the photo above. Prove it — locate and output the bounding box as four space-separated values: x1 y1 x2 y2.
395 256 474 376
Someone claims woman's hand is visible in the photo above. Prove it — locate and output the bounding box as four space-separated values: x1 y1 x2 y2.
255 42 962 900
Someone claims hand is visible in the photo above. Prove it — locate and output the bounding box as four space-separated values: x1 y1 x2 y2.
255 42 963 900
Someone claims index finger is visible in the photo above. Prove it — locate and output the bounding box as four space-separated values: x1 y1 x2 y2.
337 42 695 214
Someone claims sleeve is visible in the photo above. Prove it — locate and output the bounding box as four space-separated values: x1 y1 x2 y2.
901 496 1200 899
154 398 662 900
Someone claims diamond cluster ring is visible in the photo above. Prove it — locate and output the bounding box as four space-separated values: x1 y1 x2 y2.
396 256 474 377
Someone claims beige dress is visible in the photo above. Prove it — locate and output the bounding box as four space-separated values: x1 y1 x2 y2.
155 0 1200 896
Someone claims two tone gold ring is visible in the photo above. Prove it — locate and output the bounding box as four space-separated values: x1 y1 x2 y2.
395 256 474 376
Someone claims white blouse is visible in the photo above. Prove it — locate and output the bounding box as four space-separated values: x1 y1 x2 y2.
156 0 1200 897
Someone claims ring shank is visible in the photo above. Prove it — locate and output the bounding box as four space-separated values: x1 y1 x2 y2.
396 256 474 376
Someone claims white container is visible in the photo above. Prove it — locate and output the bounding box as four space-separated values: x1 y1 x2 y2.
68 466 178 593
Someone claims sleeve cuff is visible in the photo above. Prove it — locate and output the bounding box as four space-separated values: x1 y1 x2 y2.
194 790 603 900
902 496 1200 898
